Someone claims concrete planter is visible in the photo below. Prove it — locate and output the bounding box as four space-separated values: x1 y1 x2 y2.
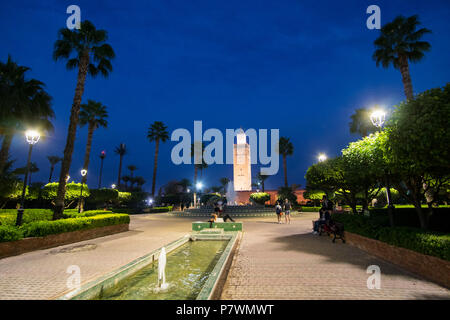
345 231 450 289
0 223 129 259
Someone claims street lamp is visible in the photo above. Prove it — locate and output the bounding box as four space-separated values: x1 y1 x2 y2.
66 175 71 183
98 150 106 188
16 130 40 226
194 182 203 208
318 153 327 162
370 109 386 128
111 184 116 189
78 169 87 213
370 108 395 226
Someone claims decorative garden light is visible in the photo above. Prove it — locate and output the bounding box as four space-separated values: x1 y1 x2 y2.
111 184 116 189
187 188 190 193
196 182 203 190
318 153 327 162
78 169 87 213
16 130 41 226
370 109 386 129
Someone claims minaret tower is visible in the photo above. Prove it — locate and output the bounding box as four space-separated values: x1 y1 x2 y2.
233 129 252 191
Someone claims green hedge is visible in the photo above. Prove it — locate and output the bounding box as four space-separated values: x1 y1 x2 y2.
0 209 53 226
0 225 23 242
63 210 113 218
300 207 321 212
0 212 129 242
20 214 130 238
148 206 173 213
333 213 450 261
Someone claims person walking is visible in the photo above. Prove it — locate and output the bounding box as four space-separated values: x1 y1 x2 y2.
275 202 283 224
284 199 291 224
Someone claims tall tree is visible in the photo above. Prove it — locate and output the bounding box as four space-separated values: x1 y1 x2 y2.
349 108 377 137
127 165 137 178
147 121 169 196
279 137 294 187
0 56 54 173
114 143 127 189
78 100 108 184
373 15 431 100
220 177 230 193
52 20 115 219
47 155 63 182
255 172 269 192
28 162 39 186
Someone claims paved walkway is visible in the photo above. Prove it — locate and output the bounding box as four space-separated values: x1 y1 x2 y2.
0 214 197 300
221 213 450 300
1 212 449 300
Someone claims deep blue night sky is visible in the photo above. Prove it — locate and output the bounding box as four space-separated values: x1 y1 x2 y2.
1 0 449 192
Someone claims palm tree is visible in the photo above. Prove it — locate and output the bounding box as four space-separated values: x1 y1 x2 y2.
52 20 115 220
190 142 208 187
47 155 63 182
349 108 377 137
98 150 106 188
279 137 294 187
114 143 127 189
373 15 431 100
0 56 55 173
179 178 192 192
28 162 39 185
255 172 269 192
220 177 230 193
147 121 169 196
127 165 137 178
79 100 108 184
121 175 130 191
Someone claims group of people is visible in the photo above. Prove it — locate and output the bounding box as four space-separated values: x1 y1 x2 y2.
312 194 334 234
209 202 235 227
275 199 292 224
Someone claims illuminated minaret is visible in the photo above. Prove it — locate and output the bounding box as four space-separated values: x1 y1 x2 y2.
233 129 251 191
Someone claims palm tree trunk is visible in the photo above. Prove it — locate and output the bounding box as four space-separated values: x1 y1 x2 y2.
283 155 288 187
49 165 55 183
399 54 414 100
0 134 13 174
117 155 123 188
29 171 32 186
81 123 95 184
53 52 90 220
151 139 160 196
262 180 265 192
98 158 104 188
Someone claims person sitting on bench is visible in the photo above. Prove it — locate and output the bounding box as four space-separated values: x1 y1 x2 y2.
313 195 333 234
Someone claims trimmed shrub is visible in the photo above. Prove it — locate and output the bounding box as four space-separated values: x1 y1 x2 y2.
148 206 173 213
300 207 321 212
0 225 23 242
333 213 450 261
88 188 119 204
250 192 270 205
20 214 130 238
63 210 113 218
0 209 53 226
378 227 450 261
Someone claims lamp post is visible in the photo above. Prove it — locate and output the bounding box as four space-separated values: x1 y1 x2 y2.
195 182 203 208
318 153 327 162
98 151 106 188
16 130 40 226
370 109 395 226
78 169 87 213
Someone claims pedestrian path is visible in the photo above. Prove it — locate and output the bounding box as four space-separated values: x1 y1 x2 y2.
221 213 450 300
0 214 196 300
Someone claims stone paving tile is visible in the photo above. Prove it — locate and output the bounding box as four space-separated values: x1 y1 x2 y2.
0 214 197 300
221 213 450 300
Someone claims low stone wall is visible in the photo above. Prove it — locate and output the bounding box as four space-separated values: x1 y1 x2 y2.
0 224 129 259
345 231 450 289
